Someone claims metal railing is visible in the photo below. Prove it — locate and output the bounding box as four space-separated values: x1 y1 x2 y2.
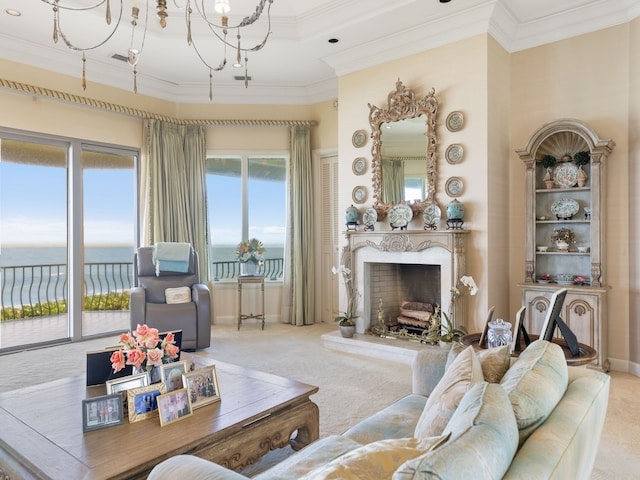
0 262 134 320
1 258 285 319
211 258 284 281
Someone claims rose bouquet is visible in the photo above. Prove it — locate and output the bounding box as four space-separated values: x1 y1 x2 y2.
110 324 180 373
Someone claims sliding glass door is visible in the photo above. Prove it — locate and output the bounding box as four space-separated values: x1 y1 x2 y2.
0 130 137 351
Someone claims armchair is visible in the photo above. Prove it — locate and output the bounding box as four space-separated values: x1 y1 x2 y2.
130 246 211 350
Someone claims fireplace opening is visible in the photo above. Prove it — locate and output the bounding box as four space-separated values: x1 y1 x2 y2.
366 262 441 332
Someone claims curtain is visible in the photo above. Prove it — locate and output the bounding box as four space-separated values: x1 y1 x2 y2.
282 125 315 326
140 119 210 279
382 158 405 204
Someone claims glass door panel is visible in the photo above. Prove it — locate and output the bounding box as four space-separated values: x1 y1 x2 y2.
0 138 69 349
82 147 136 337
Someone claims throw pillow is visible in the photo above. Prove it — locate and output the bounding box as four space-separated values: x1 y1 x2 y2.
476 344 512 383
413 346 483 440
446 343 511 383
499 339 568 446
300 436 449 480
165 286 191 304
394 382 519 480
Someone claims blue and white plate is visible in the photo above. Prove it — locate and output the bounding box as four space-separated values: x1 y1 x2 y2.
389 203 412 229
551 198 579 219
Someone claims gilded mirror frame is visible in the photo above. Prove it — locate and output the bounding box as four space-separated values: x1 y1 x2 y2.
369 79 438 218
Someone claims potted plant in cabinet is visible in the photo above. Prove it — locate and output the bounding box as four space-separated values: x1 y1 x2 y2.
541 155 557 189
573 151 590 187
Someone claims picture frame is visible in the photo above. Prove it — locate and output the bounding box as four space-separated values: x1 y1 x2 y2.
82 394 125 432
183 365 221 410
160 360 189 392
157 388 193 426
127 384 166 423
105 372 149 395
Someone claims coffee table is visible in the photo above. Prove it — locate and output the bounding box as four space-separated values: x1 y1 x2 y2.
0 353 319 479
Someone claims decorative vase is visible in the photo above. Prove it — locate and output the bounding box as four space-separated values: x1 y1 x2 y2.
339 325 356 338
345 204 359 230
133 365 161 384
241 262 258 276
555 241 569 252
577 166 587 187
446 199 465 220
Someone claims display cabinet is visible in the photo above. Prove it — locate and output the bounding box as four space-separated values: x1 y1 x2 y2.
516 119 615 370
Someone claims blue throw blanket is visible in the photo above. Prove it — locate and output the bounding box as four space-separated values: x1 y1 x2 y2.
153 242 191 276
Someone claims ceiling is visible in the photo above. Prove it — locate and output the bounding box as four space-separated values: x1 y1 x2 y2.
0 1 638 105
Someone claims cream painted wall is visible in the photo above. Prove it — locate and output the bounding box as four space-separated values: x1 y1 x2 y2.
509 25 632 370
629 17 640 375
337 35 498 332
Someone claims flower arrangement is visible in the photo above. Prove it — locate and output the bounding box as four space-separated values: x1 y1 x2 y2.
236 238 265 264
426 275 478 343
551 227 575 245
110 324 180 373
574 276 588 286
539 273 550 281
332 265 360 327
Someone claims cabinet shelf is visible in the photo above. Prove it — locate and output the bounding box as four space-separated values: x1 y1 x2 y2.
536 252 590 256
535 186 589 194
536 220 590 224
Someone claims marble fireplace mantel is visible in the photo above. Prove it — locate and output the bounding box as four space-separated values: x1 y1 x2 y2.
342 230 469 334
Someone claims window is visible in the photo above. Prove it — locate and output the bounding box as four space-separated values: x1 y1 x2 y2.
206 154 287 280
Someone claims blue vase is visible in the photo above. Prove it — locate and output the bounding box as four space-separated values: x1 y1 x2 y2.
446 199 465 220
345 205 359 230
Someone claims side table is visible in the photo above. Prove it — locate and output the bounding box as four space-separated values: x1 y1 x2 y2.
237 275 265 330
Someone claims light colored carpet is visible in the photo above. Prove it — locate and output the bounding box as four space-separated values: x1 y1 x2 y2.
0 322 637 478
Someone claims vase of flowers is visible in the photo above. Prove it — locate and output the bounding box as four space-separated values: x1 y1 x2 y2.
332 265 360 337
425 275 477 344
110 324 180 383
236 238 265 276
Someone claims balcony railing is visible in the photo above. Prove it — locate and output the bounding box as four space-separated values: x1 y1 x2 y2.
1 258 284 320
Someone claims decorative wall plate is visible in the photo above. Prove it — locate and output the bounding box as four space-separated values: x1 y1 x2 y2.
352 129 368 148
551 198 579 220
352 185 367 204
445 177 464 197
445 144 464 164
554 163 578 188
352 157 367 175
388 203 413 229
446 111 464 132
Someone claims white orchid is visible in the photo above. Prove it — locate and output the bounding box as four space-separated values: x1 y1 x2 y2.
332 265 359 325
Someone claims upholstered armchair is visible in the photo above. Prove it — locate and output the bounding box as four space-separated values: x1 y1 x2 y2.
130 246 211 350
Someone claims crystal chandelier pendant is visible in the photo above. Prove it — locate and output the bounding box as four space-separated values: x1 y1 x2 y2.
128 48 140 66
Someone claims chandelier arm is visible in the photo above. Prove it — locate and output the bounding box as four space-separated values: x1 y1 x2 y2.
193 0 271 30
55 1 124 52
41 0 110 12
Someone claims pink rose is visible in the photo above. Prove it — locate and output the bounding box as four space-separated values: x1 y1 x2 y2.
146 348 164 367
110 349 126 373
126 348 146 370
164 332 175 344
164 343 180 359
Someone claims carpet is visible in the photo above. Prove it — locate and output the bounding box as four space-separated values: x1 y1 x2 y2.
0 321 637 479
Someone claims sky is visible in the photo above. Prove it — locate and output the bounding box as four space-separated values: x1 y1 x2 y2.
1 159 285 249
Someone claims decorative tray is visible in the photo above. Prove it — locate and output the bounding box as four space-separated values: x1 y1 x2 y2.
551 198 579 220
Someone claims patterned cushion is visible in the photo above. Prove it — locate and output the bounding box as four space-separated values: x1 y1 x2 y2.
476 344 512 383
413 346 483 440
165 286 191 304
394 382 519 480
300 436 449 480
499 339 568 446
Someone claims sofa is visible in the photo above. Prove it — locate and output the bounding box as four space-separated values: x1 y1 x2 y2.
148 339 610 479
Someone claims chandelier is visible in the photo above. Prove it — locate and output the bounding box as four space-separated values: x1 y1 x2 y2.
42 0 274 100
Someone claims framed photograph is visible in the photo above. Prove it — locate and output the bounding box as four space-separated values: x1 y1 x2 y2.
127 384 166 423
183 365 221 409
82 394 124 432
106 372 149 395
157 388 193 426
160 360 189 392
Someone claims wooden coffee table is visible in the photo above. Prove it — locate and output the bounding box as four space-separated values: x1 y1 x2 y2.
0 353 319 479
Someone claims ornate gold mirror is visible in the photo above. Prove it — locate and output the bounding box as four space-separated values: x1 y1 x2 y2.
369 80 438 218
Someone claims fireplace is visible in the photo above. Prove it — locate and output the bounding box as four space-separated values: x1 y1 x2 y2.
343 230 468 334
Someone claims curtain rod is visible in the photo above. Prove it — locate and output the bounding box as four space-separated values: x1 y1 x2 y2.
0 78 316 127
